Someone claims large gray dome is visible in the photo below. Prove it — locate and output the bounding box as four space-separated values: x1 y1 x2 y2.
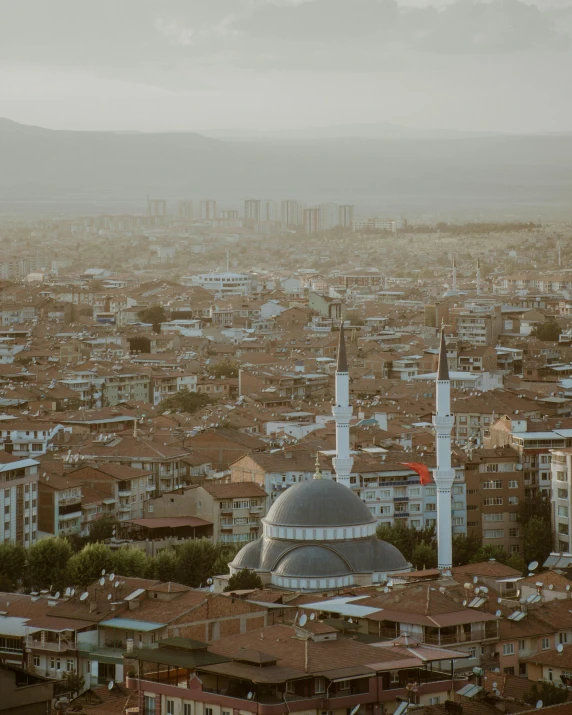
265 478 375 528
273 546 351 578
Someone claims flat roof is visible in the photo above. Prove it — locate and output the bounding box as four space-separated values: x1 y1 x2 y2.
100 618 166 632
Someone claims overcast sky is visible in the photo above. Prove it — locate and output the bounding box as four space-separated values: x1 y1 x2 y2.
1 0 571 133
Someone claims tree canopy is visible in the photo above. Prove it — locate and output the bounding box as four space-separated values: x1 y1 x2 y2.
207 359 240 379
137 304 167 333
159 388 215 414
532 318 561 342
224 568 263 592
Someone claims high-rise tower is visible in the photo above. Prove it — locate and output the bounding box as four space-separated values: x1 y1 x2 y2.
332 323 353 488
433 329 455 570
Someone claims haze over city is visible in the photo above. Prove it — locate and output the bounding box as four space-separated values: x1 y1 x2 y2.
3 3 572 715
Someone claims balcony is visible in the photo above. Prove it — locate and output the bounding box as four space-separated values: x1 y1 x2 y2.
118 489 131 498
26 638 76 652
118 504 131 512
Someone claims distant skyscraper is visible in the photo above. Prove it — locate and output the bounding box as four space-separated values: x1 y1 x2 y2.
260 200 280 222
281 199 301 227
177 200 193 222
303 207 321 234
200 200 217 220
339 204 355 228
320 202 340 230
146 198 167 218
244 199 261 221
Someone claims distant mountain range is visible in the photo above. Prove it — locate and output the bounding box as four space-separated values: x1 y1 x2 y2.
1 117 571 217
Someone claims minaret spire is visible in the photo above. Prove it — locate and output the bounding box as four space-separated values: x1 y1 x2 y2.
433 327 455 571
452 257 457 293
476 256 481 297
332 320 353 488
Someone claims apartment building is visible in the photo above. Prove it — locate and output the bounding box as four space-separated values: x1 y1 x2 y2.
450 304 503 347
189 482 268 545
456 447 524 556
150 372 198 406
0 421 67 457
0 452 40 545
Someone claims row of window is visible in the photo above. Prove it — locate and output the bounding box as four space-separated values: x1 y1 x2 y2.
483 497 519 506
483 480 519 489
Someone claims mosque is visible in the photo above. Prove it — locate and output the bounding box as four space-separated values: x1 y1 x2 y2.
229 325 413 590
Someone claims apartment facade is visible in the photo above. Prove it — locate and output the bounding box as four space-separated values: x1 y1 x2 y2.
0 453 40 545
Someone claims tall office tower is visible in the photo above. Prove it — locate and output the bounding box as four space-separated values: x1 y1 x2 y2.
261 200 280 222
178 201 194 222
320 202 341 230
433 330 455 571
146 198 167 218
281 199 301 227
244 199 261 221
339 204 355 228
200 200 218 220
332 324 353 488
303 207 322 234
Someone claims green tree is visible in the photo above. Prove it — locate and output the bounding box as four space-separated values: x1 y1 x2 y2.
410 543 438 571
470 545 508 564
0 543 26 592
159 388 215 414
376 522 436 563
506 553 526 574
525 681 568 707
175 540 225 588
60 671 85 698
137 305 167 333
224 568 263 592
518 496 551 525
532 319 561 342
112 548 150 577
207 360 240 379
68 543 116 589
149 549 180 582
213 544 240 575
27 538 72 592
86 516 116 544
523 516 553 568
452 533 482 566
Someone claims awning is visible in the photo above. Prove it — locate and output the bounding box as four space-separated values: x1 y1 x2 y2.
99 618 166 632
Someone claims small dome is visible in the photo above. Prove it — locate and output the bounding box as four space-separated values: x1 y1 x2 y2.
273 546 351 578
265 478 375 528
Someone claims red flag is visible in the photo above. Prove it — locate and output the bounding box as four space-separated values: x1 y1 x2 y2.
402 462 433 485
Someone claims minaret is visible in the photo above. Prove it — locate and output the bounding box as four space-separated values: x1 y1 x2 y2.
452 258 457 293
332 322 353 488
476 256 481 297
433 329 455 571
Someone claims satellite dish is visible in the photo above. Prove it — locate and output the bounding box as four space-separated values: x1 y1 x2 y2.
79 592 89 601
299 614 307 627
207 578 213 585
558 644 564 653
209 585 215 593
475 587 481 595
310 613 315 621
473 576 478 584
54 592 60 599
567 585 571 592
492 682 498 688
462 600 467 607
71 589 75 597
464 583 472 590
99 577 105 586
109 573 115 582
348 618 353 624
528 561 539 571
536 701 543 710
247 692 253 700
107 594 112 600
101 569 106 576
495 610 502 617
114 581 119 588
108 681 114 691
497 597 502 603
350 706 360 715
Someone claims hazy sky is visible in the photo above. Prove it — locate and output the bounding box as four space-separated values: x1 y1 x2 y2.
1 0 571 133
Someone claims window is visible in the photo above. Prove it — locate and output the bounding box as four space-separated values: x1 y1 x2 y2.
395 503 408 514
453 486 464 495
429 697 440 705
452 502 464 511
483 480 502 489
484 513 503 522
315 677 326 694
484 497 503 506
508 496 519 505
509 513 518 521
503 643 515 656
425 488 436 496
338 681 350 691
542 638 550 650
379 489 391 499
409 488 421 497
508 480 519 489
183 706 192 715
379 505 391 515
286 682 295 694
559 489 569 499
484 529 504 539
144 697 156 715
519 640 525 651
509 528 519 537
66 659 74 671
33 655 40 667
453 517 464 526
394 487 406 497
468 647 476 658
148 505 153 513
559 506 569 518
504 666 515 675
486 464 499 473
205 709 213 715
411 519 421 528
409 503 420 512
425 503 436 512
560 633 569 644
